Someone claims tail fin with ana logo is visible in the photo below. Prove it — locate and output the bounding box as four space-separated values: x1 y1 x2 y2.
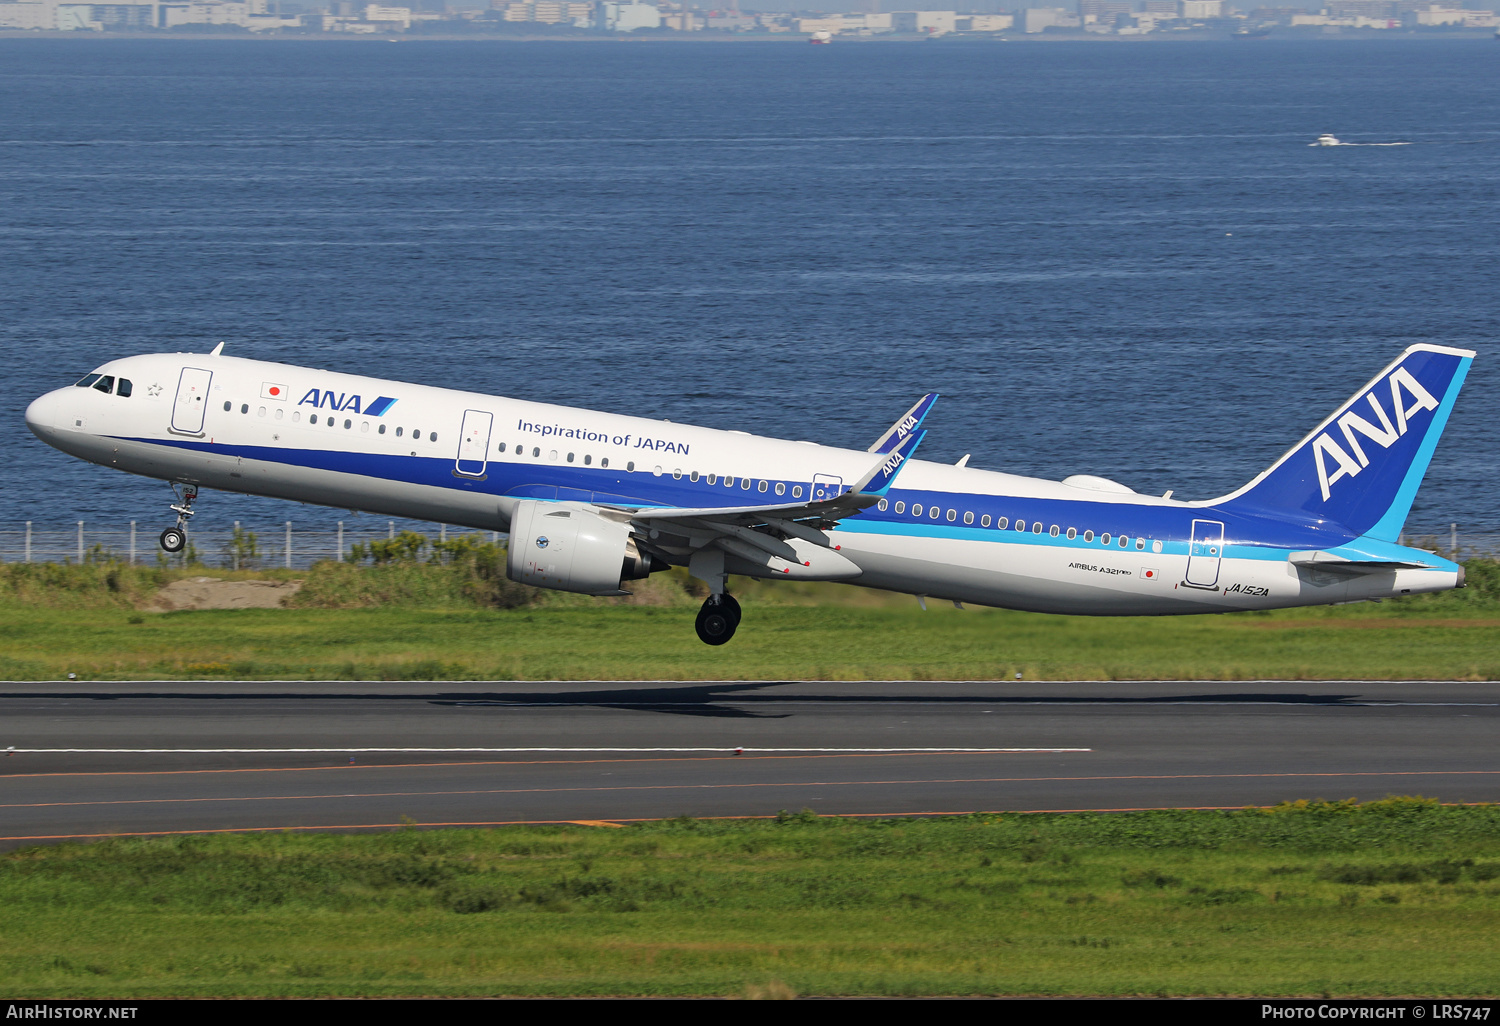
1215 344 1474 542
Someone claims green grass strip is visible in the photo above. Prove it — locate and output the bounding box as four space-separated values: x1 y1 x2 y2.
3 798 1498 997
2 557 1498 681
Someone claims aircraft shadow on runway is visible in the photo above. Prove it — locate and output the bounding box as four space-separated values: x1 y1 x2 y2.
0 682 1373 720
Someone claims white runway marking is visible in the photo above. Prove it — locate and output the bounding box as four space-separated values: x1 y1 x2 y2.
7 746 1092 755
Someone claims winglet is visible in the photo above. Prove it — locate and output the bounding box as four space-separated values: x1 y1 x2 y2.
852 427 926 497
867 393 938 454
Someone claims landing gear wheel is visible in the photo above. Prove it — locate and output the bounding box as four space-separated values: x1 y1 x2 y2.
159 527 186 553
695 595 739 646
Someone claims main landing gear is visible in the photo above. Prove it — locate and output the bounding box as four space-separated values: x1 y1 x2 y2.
695 593 741 646
159 483 199 553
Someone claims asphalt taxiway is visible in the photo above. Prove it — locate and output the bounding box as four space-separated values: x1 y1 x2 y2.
1 680 1496 847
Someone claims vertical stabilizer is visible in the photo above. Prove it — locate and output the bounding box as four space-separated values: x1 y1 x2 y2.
1216 344 1474 541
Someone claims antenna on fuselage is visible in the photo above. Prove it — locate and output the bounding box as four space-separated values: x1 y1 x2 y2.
210 341 225 356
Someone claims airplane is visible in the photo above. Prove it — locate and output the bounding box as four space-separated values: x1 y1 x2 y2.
25 342 1474 646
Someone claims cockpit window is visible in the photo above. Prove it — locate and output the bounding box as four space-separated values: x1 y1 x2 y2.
116 378 132 398
92 376 115 395
75 373 102 388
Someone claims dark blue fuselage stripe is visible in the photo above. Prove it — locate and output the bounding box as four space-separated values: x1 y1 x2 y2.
127 435 1361 553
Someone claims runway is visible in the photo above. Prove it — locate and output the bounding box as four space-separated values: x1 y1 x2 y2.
2 680 1497 847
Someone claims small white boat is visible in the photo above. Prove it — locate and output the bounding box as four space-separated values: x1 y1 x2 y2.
810 30 833 44
1313 133 1341 147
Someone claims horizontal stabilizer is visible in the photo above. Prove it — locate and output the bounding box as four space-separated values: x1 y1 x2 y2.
1288 550 1434 574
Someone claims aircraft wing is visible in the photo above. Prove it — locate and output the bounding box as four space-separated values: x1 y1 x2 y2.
594 421 926 529
587 416 928 581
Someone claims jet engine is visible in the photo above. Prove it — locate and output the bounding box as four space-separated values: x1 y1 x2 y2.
506 500 661 596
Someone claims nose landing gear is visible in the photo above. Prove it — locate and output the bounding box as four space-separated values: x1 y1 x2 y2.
159 483 199 553
694 592 741 646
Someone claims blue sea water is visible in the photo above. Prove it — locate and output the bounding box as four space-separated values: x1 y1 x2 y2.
2 38 1497 534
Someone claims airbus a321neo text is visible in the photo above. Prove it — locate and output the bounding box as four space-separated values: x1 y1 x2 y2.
26 343 1474 645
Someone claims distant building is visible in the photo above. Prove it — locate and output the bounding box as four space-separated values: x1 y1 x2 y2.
0 3 57 29
364 3 411 26
494 1 593 23
1178 0 1221 17
1022 6 1080 31
892 10 958 33
1140 0 1177 13
960 13 1012 29
599 0 658 30
1078 0 1131 20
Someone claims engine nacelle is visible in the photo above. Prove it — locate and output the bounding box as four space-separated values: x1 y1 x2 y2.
506 500 655 596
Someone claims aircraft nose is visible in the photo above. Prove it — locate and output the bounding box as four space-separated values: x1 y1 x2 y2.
25 388 69 444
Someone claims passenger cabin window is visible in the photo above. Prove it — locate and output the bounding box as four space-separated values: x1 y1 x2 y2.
395 427 402 437
496 441 504 452
242 404 249 414
964 512 974 525
601 458 609 468
996 517 1008 529
894 501 905 514
878 499 889 511
584 455 591 466
775 483 786 496
311 414 319 425
981 515 991 528
223 401 232 412
792 485 802 498
912 504 922 516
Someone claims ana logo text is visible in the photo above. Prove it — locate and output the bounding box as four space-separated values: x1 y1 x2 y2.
1312 367 1438 501
298 390 398 417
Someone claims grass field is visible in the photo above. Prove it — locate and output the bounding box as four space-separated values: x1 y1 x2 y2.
1 555 1497 681
3 799 1498 997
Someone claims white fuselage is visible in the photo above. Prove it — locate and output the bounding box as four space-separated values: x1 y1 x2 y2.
25 351 1464 615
